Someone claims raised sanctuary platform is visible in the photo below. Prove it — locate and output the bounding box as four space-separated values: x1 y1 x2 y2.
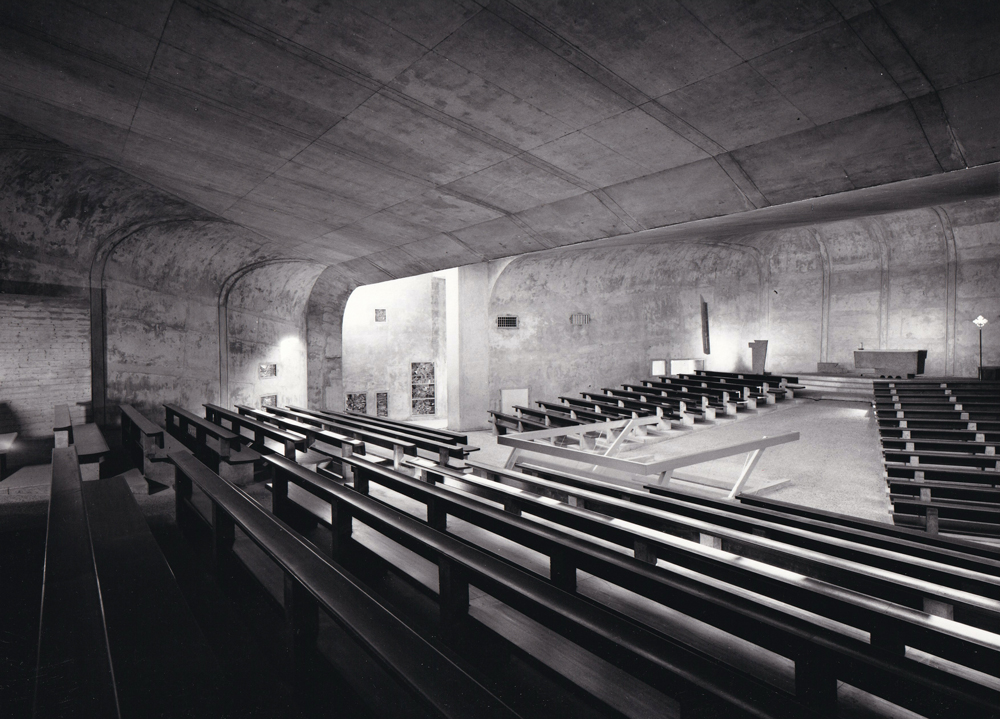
854 349 927 378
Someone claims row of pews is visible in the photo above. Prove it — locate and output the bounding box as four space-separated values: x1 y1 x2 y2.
490 369 799 434
874 379 1000 537
34 428 221 718
105 396 1000 719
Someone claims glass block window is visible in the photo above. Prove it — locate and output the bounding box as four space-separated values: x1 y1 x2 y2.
346 392 367 413
376 391 388 417
411 362 435 415
258 363 277 379
260 394 277 407
375 309 386 322
496 315 518 329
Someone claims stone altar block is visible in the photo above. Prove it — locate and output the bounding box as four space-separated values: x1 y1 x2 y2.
853 350 927 377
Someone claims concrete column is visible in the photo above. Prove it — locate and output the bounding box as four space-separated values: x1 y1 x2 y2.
446 264 491 431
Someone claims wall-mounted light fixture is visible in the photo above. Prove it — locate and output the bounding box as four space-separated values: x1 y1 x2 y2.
973 315 989 379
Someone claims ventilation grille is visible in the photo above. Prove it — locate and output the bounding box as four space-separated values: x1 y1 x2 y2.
570 313 591 326
497 315 519 329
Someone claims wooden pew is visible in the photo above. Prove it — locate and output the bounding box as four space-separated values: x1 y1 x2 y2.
328 455 1000 719
513 404 583 427
34 447 119 719
336 408 469 445
236 406 365 471
203 403 307 459
82 473 222 717
166 448 521 719
119 405 166 482
287 405 478 466
72 422 110 481
53 404 72 447
488 410 547 435
270 453 826 719
165 404 260 485
277 406 420 469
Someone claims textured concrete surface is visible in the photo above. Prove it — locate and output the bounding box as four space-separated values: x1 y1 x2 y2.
2 0 998 277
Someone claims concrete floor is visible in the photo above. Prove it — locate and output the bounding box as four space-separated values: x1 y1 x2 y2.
464 397 892 523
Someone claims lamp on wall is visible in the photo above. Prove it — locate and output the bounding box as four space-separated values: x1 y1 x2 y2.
973 315 989 379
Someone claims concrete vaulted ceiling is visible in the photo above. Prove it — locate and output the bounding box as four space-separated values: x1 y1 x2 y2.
2 0 999 280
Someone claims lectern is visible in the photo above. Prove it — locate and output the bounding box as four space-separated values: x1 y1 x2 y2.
748 340 768 374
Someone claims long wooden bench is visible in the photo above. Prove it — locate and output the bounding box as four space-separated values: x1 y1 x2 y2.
327 455 1000 719
287 405 478 465
235 405 363 467
334 408 469 445
72 422 110 481
53 404 73 447
654 376 761 411
512 404 582 427
489 410 547 435
204 403 307 459
279 406 417 469
119 404 165 480
165 403 260 485
34 447 119 718
82 473 222 717
167 447 521 719
270 453 826 719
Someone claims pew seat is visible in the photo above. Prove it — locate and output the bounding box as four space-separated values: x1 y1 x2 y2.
72 422 110 480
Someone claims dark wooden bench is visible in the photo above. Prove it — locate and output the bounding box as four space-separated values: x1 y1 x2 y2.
72 422 110 481
676 373 784 402
651 377 757 412
280 406 417 469
883 447 1000 470
119 404 163 471
539 399 632 422
34 446 119 718
512 404 582 427
271 453 828 719
82 473 222 717
167 448 521 719
576 392 669 419
696 369 800 387
473 461 1000 619
53 404 73 447
329 455 1000 719
891 495 1000 537
204 403 307 459
335 408 469 445
165 403 259 485
235 405 362 468
488 410 547 435
287 405 478 466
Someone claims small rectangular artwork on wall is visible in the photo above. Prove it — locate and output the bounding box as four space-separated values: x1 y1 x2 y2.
411 362 435 415
260 394 277 407
376 391 388 417
346 392 367 413
258 363 277 379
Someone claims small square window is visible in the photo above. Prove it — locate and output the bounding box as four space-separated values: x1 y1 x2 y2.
258 363 277 379
376 391 388 417
260 394 277 407
346 392 367 413
375 309 386 322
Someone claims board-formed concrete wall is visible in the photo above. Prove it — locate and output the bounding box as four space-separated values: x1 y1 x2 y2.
0 119 318 435
341 274 448 420
487 242 763 410
753 198 1000 376
483 196 1000 409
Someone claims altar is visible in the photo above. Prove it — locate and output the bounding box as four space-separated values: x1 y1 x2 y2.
853 350 927 378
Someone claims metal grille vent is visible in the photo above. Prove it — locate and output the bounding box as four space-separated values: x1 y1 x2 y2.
497 315 519 329
570 313 591 326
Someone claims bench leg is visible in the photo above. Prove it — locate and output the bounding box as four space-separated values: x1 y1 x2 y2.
175 469 194 529
271 472 290 519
